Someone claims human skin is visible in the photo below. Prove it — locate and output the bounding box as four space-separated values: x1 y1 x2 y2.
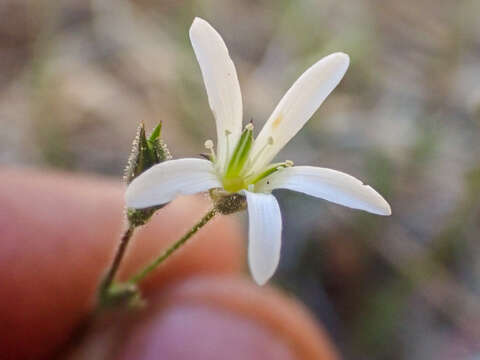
0 168 340 360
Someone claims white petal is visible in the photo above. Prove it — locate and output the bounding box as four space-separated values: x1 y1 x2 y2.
243 191 282 285
189 18 243 171
125 158 221 209
256 166 391 215
250 53 349 173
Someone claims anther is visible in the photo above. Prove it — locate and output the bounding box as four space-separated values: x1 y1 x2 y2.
204 139 214 149
245 123 254 131
285 160 294 167
204 139 216 163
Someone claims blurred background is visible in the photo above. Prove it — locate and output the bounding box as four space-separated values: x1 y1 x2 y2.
1 0 479 359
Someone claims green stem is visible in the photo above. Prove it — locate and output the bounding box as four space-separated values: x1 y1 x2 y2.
100 224 136 295
128 207 217 285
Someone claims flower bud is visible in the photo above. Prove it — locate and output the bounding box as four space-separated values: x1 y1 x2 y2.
125 122 172 226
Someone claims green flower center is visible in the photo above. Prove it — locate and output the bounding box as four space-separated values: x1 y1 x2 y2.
205 124 293 193
222 176 248 192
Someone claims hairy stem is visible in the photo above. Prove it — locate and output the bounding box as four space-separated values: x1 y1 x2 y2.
128 208 217 285
100 224 135 295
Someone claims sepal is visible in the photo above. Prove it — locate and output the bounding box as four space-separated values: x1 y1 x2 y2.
124 122 171 184
210 188 247 215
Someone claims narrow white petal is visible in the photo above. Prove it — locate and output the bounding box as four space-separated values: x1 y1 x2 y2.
125 158 221 209
243 191 282 285
256 166 391 215
250 53 349 173
189 17 243 170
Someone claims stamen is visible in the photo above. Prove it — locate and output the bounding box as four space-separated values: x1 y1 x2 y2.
204 139 214 149
204 139 216 162
248 160 293 185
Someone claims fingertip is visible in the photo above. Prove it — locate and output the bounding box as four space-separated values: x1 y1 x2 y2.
0 168 244 359
66 276 340 360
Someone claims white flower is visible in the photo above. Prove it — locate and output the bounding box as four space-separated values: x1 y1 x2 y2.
125 17 391 285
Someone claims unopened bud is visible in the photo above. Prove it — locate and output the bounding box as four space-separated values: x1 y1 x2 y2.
124 122 171 226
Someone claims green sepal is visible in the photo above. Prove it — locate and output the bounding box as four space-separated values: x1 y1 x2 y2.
210 188 247 215
148 122 162 143
127 206 163 227
124 122 171 184
124 123 152 184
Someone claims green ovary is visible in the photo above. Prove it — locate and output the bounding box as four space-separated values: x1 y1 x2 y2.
222 175 247 193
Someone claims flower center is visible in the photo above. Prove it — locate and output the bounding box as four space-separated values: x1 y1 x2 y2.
222 176 247 192
205 124 293 193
